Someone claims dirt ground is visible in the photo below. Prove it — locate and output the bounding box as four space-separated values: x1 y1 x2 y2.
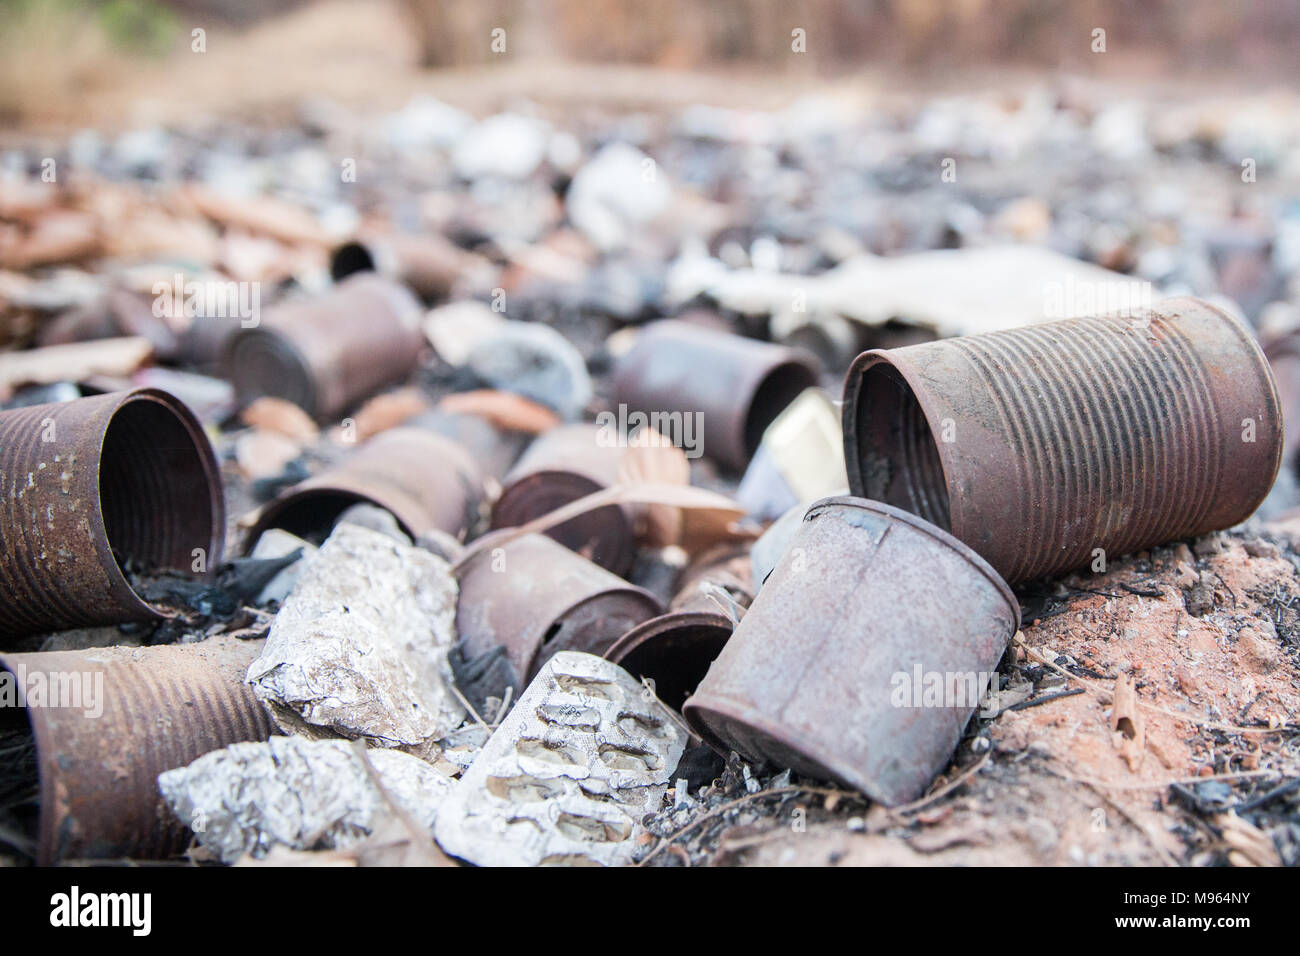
640 526 1300 866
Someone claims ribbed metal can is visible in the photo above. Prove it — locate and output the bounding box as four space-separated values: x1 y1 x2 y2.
224 274 424 421
490 423 638 575
684 496 1019 806
246 426 486 550
0 388 224 640
456 532 663 692
843 297 1283 583
0 637 272 863
612 319 820 472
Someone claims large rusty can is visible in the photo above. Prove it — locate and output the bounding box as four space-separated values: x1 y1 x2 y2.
490 423 638 574
456 532 663 692
0 388 224 640
0 637 272 863
843 297 1282 583
246 426 486 549
224 274 424 421
612 319 820 472
684 496 1018 806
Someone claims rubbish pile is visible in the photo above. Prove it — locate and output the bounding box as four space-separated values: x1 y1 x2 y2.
2 88 1299 867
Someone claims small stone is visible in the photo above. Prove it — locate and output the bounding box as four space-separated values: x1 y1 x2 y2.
335 502 411 545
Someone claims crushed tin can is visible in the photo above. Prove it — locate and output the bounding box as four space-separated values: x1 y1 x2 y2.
612 319 820 472
246 425 486 549
0 388 224 640
0 636 272 863
684 496 1019 806
224 274 424 422
843 297 1283 583
455 532 663 692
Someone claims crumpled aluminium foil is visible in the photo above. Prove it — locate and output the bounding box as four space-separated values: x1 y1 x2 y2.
158 736 455 864
245 523 465 750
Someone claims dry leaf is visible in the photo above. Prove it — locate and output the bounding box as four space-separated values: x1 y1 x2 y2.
1110 673 1146 771
1215 811 1281 867
619 429 690 547
240 396 319 442
438 389 560 434
0 336 152 391
354 386 431 440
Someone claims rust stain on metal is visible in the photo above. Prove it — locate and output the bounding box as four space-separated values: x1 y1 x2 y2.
456 532 662 691
0 388 224 639
843 297 1283 583
684 496 1019 806
0 637 272 864
613 319 820 472
224 274 424 421
490 423 637 574
246 426 486 550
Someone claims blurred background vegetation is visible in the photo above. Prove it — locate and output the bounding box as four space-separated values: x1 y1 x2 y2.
2 0 1298 126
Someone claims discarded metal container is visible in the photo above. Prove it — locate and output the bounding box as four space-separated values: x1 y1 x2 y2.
605 546 752 711
613 319 820 472
330 233 494 302
684 496 1019 806
224 274 424 421
247 426 486 549
490 423 637 574
843 297 1283 583
0 637 272 864
0 388 224 639
1263 329 1300 474
456 532 663 691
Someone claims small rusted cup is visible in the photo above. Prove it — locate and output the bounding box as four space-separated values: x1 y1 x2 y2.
684 496 1018 806
456 532 663 691
246 426 486 549
0 388 224 640
0 637 272 863
490 423 637 574
224 274 424 421
613 319 820 472
843 297 1283 583
604 545 753 712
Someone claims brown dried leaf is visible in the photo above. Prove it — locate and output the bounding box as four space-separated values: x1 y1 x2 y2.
354 387 431 441
1110 673 1146 772
438 389 560 434
240 396 319 442
619 429 690 547
1215 811 1282 867
0 336 152 391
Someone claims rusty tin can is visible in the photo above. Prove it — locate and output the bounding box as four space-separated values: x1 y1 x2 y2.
612 319 820 472
843 297 1283 583
247 426 486 549
456 532 663 691
490 423 637 574
224 274 424 422
1263 329 1300 475
330 233 495 302
605 546 753 712
684 496 1018 806
0 637 272 863
0 388 224 640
